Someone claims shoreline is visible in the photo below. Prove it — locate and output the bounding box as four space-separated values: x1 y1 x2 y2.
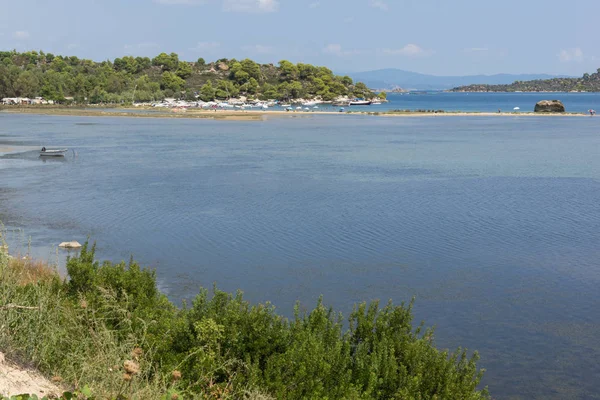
0 106 592 121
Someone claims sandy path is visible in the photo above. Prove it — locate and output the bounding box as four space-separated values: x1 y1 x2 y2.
0 352 62 397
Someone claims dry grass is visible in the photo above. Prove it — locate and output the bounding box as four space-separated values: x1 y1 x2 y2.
7 257 57 286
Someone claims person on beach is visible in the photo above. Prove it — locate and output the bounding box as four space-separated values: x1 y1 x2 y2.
498 108 501 113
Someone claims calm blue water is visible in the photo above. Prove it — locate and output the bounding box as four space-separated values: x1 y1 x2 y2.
1 111 600 399
283 92 600 113
381 91 600 113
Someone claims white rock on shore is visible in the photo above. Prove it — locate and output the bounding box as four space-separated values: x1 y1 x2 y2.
58 241 82 249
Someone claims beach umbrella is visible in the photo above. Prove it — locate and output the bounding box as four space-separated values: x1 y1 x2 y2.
513 107 520 110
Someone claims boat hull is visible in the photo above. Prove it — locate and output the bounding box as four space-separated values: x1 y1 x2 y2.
349 101 372 106
40 149 68 157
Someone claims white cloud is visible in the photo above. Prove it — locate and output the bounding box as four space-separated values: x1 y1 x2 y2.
382 44 429 57
154 0 278 12
13 31 30 39
309 2 320 8
223 0 279 12
558 48 584 62
154 0 204 3
124 42 159 51
323 44 359 56
464 47 489 53
154 0 205 4
241 44 273 54
190 41 220 51
370 0 388 10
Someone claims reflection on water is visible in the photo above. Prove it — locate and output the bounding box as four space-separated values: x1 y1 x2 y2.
1 114 600 399
39 156 67 163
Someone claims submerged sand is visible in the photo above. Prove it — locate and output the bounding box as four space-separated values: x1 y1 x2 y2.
0 106 591 121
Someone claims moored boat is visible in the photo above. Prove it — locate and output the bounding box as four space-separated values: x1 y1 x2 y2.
349 99 372 106
40 148 68 157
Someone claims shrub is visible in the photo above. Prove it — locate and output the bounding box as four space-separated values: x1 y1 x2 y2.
1 243 490 399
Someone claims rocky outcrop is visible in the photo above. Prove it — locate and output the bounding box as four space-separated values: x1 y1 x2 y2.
58 241 82 249
217 62 229 71
534 100 565 113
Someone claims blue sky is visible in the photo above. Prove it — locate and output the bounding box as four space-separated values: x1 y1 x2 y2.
1 0 599 76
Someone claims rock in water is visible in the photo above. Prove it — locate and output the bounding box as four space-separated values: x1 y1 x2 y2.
534 100 565 113
59 241 82 249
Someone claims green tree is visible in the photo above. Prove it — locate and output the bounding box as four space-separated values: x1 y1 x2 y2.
229 62 250 84
240 77 259 95
199 81 215 101
215 80 238 99
278 60 298 81
260 83 278 100
289 80 304 98
241 59 261 80
15 70 41 97
113 56 138 74
175 62 192 79
277 82 291 100
152 52 178 71
135 56 152 72
160 71 185 92
197 57 206 67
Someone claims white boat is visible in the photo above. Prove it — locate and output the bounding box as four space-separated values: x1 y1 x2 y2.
349 100 372 106
40 148 68 157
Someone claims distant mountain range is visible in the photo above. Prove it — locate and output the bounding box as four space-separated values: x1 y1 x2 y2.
345 69 573 91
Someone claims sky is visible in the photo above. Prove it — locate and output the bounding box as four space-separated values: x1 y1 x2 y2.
1 0 599 76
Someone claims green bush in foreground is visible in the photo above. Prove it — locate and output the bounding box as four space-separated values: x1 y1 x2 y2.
0 243 489 399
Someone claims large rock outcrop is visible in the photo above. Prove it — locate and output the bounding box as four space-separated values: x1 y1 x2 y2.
534 100 565 113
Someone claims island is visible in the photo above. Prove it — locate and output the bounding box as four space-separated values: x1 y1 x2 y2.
450 68 600 92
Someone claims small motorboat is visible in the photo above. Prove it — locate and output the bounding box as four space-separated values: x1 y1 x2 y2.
349 100 372 106
40 148 68 157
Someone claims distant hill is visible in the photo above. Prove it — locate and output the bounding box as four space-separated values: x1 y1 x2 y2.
346 68 571 91
451 68 600 92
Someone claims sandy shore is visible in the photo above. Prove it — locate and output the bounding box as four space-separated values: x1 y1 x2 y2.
0 352 61 398
0 106 591 120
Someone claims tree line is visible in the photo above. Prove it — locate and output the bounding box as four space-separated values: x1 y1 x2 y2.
0 50 380 104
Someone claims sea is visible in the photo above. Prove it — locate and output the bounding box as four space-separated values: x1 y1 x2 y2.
1 93 600 399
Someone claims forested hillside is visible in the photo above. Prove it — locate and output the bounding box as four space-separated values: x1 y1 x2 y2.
0 50 374 103
451 68 600 92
